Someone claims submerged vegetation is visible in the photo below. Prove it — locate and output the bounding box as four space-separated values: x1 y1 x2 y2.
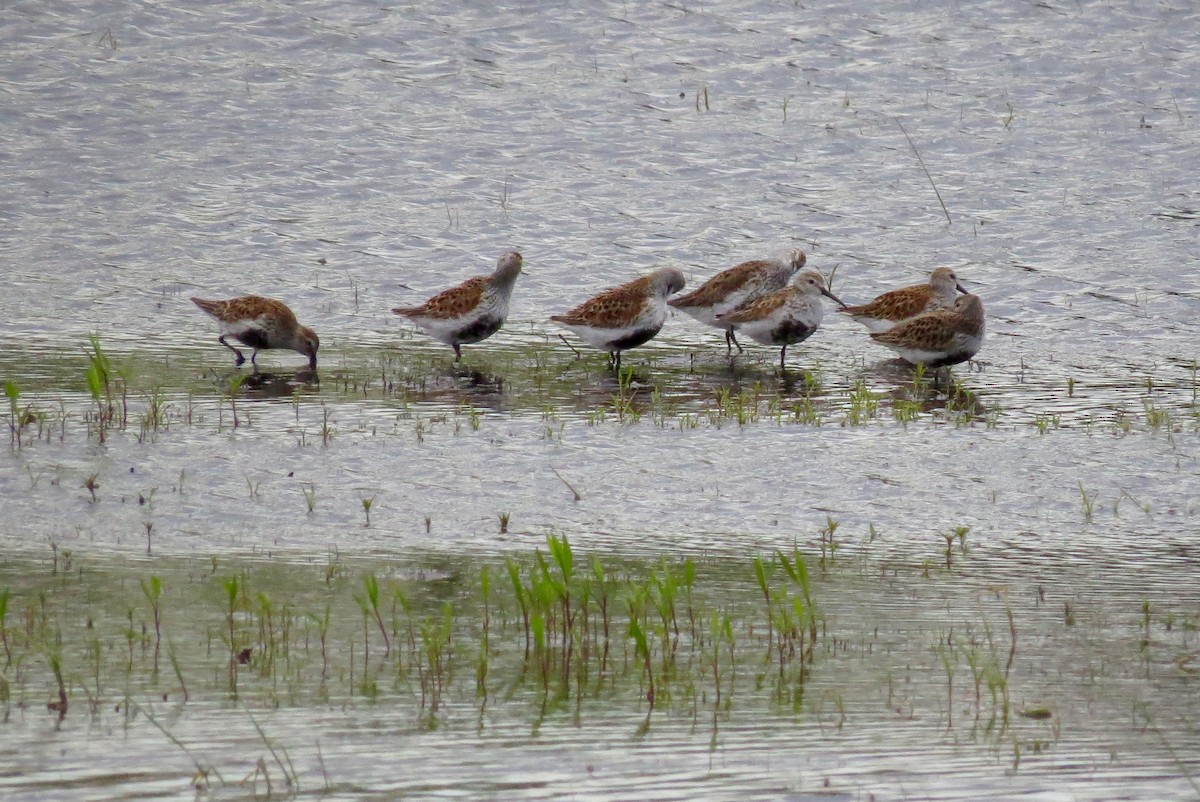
2 337 1198 445
0 536 834 723
0 529 1196 794
0 538 992 721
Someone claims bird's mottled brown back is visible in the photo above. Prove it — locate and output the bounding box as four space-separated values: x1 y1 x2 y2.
669 260 769 308
840 284 935 320
191 295 298 328
870 307 956 347
394 276 488 320
551 275 653 328
718 288 791 323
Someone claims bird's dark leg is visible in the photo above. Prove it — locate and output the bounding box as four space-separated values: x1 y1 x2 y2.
726 328 744 354
453 343 463 362
779 344 787 372
611 350 622 372
219 336 246 366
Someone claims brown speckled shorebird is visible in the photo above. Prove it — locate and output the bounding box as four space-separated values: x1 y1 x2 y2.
869 293 985 368
716 270 845 370
392 251 524 361
668 250 807 353
838 267 968 333
551 267 686 371
190 295 319 370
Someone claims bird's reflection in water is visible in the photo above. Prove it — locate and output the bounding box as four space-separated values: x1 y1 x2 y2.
670 353 824 407
870 358 990 418
553 364 663 417
234 368 321 401
776 366 823 397
394 363 507 412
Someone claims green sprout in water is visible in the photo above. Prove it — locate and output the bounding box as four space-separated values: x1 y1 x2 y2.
140 575 163 674
1002 102 1015 128
83 335 114 442
224 575 242 697
223 374 246 430
627 614 654 710
843 381 878 426
4 380 20 448
84 473 100 503
1078 482 1095 523
943 525 970 570
942 531 956 570
358 573 390 658
0 587 11 668
818 516 840 570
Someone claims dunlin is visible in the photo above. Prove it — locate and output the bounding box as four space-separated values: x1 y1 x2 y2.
668 250 807 353
869 293 985 368
716 270 844 370
838 267 967 333
551 267 686 370
392 251 524 361
191 295 319 370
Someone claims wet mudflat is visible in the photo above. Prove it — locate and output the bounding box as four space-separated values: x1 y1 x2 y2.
3 0 1200 799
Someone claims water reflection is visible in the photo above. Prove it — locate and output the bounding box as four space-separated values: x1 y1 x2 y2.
551 364 659 415
389 363 508 411
239 368 321 400
868 358 992 418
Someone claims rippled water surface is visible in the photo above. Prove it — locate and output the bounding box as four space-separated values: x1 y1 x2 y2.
2 0 1199 799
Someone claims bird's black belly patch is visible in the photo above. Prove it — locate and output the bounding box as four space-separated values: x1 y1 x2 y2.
235 329 271 350
609 327 660 350
456 316 502 344
928 350 970 368
771 321 814 345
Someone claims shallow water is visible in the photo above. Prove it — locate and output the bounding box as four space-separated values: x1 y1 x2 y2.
3 0 1200 799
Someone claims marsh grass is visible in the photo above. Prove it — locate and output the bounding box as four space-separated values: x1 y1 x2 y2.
83 473 100 503
222 374 245 430
0 588 10 669
357 573 390 658
140 575 163 674
842 380 879 426
0 522 1190 795
5 380 22 449
83 335 118 443
3 537 828 719
2 341 1197 446
1078 482 1096 523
